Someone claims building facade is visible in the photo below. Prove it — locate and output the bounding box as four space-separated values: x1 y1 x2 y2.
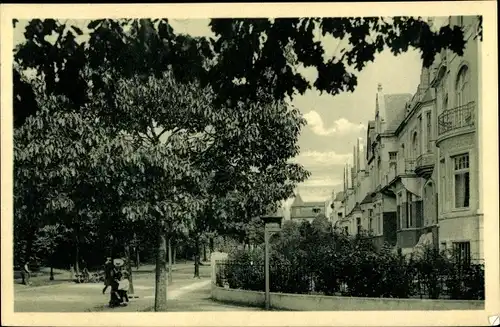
290 193 328 224
341 16 482 261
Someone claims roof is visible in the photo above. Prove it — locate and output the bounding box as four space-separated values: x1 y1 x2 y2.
360 193 373 205
384 93 413 132
291 193 304 206
334 191 345 202
293 201 326 208
421 88 434 102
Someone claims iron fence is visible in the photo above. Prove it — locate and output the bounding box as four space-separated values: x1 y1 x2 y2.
215 260 484 300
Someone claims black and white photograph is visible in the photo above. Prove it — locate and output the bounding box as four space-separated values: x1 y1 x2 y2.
1 2 498 326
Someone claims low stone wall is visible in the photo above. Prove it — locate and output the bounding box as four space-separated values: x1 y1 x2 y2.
211 285 484 311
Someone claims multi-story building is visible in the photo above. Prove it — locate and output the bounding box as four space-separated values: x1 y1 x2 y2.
341 16 482 261
290 193 328 224
432 15 483 262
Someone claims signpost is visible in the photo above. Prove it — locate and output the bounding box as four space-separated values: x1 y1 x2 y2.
261 212 283 311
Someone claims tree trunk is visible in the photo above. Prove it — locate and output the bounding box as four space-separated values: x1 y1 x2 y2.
173 246 176 265
136 247 140 270
75 242 80 274
124 244 135 295
168 238 173 284
193 236 200 278
154 220 168 312
209 237 214 253
203 244 207 262
50 266 54 281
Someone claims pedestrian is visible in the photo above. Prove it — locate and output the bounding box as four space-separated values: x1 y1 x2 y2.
109 267 122 308
22 260 31 286
102 257 114 294
117 271 130 304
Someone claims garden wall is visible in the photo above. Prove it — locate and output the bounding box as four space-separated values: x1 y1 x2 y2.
211 285 484 311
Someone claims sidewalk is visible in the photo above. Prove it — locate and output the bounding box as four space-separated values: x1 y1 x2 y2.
14 265 212 312
14 262 200 292
95 279 213 312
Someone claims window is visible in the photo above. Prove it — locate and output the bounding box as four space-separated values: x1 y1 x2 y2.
424 182 436 226
453 154 470 208
440 158 446 212
398 192 404 228
456 66 470 107
369 216 373 232
426 111 432 151
453 241 471 265
356 217 361 234
344 226 349 235
338 212 343 218
443 94 449 112
378 214 382 234
406 192 413 228
389 152 397 162
377 156 382 184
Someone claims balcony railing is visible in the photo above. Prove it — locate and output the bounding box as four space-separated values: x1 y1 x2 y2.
404 159 416 173
416 152 435 168
438 102 475 135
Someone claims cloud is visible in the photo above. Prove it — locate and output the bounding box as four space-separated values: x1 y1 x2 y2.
303 111 366 136
292 150 352 167
301 177 343 188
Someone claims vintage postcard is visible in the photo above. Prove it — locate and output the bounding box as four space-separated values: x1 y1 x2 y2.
1 2 498 326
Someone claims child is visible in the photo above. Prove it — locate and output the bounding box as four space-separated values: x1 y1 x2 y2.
117 271 130 304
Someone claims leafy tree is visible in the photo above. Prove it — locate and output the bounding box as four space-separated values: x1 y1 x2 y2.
14 17 476 125
32 224 71 280
206 17 469 105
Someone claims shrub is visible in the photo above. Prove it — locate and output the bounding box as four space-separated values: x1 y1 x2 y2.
220 221 484 300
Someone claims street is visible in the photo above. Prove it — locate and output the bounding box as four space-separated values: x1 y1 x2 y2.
14 265 261 312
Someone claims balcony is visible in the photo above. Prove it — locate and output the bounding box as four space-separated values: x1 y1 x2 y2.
381 159 416 188
400 159 416 175
438 102 475 136
415 152 435 178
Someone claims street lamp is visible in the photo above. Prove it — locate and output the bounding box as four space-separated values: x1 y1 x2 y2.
261 210 283 311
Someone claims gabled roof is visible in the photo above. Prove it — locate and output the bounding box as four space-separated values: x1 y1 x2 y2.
334 191 345 202
291 193 304 206
384 93 413 132
360 193 373 205
421 88 434 102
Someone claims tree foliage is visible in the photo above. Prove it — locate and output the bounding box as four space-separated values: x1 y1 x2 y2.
13 17 473 125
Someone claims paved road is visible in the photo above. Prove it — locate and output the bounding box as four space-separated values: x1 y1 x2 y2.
14 265 261 312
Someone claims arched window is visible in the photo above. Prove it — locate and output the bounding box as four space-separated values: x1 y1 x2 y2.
456 66 470 107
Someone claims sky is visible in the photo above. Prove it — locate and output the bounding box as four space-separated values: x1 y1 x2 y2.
13 18 434 208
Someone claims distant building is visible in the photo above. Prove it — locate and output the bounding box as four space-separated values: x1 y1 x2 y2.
330 190 345 228
290 193 328 224
341 16 482 262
